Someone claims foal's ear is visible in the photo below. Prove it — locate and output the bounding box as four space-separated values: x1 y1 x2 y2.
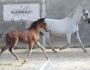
43 17 45 20
39 17 45 22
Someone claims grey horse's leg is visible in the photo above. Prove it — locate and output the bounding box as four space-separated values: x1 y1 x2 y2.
41 31 57 53
41 34 46 48
46 32 57 53
76 31 86 52
47 40 57 53
60 33 71 50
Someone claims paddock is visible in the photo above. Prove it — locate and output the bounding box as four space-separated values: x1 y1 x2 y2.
0 0 90 70
0 48 90 70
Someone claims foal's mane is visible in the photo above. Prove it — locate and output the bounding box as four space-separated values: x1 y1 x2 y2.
27 20 40 30
27 18 45 30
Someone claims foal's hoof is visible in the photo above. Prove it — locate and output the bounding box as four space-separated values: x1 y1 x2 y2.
19 60 27 65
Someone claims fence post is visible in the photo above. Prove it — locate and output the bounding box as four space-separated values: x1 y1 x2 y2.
41 0 47 47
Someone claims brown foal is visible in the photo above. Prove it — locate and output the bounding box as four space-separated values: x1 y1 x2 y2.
0 18 49 63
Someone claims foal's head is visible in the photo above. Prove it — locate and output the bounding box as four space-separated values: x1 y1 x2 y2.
28 18 49 32
38 18 49 32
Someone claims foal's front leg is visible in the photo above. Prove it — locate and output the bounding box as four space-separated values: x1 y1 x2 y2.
28 42 34 57
37 42 48 60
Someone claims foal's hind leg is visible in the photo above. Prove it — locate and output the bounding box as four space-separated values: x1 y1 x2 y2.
9 47 21 63
60 34 71 50
0 43 9 56
76 31 86 52
8 38 22 63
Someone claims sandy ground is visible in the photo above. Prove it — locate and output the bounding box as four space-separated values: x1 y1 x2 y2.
0 48 90 70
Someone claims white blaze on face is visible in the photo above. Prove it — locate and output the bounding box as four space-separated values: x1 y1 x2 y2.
85 9 90 18
82 16 86 20
83 9 90 21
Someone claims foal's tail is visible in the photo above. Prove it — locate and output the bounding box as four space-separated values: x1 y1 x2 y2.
0 33 10 54
0 33 4 38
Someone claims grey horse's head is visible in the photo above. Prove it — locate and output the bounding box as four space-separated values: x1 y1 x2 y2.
82 8 90 23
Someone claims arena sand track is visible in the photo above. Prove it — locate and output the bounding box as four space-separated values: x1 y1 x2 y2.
0 48 90 70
